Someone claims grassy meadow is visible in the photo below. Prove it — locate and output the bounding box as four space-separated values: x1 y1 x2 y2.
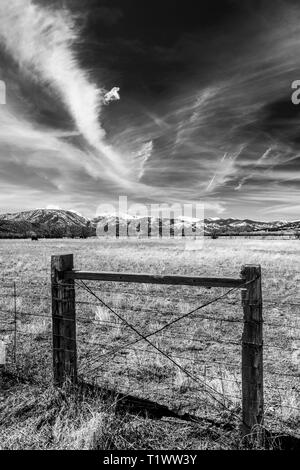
0 237 299 449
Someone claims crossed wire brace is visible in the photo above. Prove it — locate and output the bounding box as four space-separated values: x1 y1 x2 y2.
74 291 246 367
73 277 259 417
1 276 299 424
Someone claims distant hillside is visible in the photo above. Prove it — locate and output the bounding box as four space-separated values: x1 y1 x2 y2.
93 214 300 236
0 209 95 238
202 217 299 234
0 209 299 238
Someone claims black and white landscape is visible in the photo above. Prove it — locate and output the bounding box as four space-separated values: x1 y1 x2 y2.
0 0 300 220
0 0 300 454
0 208 300 238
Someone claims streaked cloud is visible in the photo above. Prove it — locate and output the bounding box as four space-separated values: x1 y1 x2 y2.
0 0 299 220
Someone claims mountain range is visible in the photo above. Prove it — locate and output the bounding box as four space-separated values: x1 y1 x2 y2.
0 209 299 239
0 209 91 238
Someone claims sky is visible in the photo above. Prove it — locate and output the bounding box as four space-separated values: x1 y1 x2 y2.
0 0 300 220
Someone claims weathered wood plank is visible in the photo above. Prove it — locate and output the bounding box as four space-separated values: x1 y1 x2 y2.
241 265 263 436
64 270 244 288
51 254 77 387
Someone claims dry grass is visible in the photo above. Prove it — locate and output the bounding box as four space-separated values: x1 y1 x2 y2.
0 372 239 450
0 237 299 449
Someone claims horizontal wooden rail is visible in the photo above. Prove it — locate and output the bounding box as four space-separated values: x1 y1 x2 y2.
53 255 264 436
64 270 245 288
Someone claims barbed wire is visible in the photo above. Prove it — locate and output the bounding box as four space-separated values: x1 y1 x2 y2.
72 299 248 367
1 310 297 354
2 304 300 333
2 280 300 308
73 277 261 418
1 276 299 430
78 341 300 382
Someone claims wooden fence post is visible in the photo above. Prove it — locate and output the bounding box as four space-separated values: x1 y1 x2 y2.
51 254 77 387
159 217 162 238
241 265 263 436
116 217 120 238
170 218 174 238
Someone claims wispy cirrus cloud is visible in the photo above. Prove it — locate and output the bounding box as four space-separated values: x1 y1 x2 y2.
0 0 151 186
0 0 300 220
0 0 106 147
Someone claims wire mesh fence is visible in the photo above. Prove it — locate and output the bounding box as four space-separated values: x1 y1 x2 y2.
0 274 299 437
65 273 300 435
0 280 52 383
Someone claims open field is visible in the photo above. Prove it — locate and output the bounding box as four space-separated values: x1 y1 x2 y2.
0 238 299 449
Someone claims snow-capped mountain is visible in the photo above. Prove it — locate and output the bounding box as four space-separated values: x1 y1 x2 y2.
201 218 289 234
92 214 298 236
0 209 299 238
92 216 300 235
0 209 89 226
0 209 93 238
